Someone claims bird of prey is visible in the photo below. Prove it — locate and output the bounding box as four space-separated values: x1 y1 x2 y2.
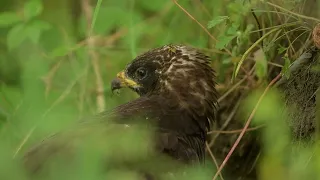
23 44 218 179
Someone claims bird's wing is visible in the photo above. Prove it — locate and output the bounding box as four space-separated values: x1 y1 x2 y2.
106 95 206 163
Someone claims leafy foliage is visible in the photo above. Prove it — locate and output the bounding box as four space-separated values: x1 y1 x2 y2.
3 0 51 50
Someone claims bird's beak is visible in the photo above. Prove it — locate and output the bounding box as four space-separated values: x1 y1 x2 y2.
111 71 140 93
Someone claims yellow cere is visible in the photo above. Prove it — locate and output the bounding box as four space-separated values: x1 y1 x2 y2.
117 71 140 87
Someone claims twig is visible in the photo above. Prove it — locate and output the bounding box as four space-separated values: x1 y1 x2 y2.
193 0 211 18
218 66 255 103
42 60 63 97
249 21 301 33
171 0 232 56
212 73 282 180
13 126 36 158
274 7 296 56
82 0 105 112
217 79 246 104
172 0 216 41
209 99 241 147
265 1 320 22
206 142 224 180
208 124 265 134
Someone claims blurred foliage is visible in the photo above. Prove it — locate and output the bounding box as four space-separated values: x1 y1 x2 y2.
0 0 319 179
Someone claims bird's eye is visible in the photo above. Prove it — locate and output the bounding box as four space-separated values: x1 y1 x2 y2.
135 67 147 79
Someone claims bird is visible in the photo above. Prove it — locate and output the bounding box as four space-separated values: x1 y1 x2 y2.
22 44 218 179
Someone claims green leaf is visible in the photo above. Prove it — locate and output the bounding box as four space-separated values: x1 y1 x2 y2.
49 46 71 57
226 22 239 35
26 27 41 44
7 24 29 50
281 56 291 79
0 12 22 27
24 0 43 20
263 41 275 53
32 20 51 30
6 20 51 50
25 20 51 44
254 49 268 80
207 16 229 29
277 45 287 54
236 24 254 47
215 23 240 51
215 34 236 50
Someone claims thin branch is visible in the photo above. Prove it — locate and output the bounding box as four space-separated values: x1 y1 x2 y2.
212 73 282 180
265 1 320 22
82 0 105 112
41 60 63 97
206 142 224 180
209 98 241 147
13 126 36 158
208 124 265 134
218 66 255 103
171 0 232 56
172 0 216 41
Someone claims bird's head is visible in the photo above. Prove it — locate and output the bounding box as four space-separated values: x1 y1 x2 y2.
111 45 217 126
